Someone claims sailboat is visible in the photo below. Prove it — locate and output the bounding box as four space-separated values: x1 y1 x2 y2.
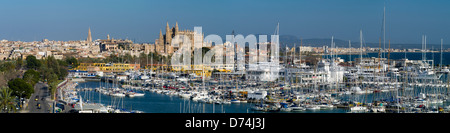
349 30 368 113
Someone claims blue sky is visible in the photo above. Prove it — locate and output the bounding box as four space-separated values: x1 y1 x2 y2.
0 0 449 44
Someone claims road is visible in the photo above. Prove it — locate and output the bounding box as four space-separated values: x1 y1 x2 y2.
27 82 51 113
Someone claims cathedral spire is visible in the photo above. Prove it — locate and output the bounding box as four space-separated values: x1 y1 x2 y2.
166 22 170 33
158 29 163 45
165 22 172 45
175 21 179 36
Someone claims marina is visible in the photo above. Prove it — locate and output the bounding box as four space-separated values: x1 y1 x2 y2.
62 56 450 114
60 25 450 113
69 81 350 113
6 1 447 114
56 22 450 114
4 1 450 132
58 25 450 113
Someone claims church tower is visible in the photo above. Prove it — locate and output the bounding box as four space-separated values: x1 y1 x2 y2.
175 22 179 35
87 27 92 43
165 22 172 45
158 29 163 45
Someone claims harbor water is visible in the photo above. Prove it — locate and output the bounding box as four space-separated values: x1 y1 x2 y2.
75 81 450 113
328 52 450 66
75 82 352 113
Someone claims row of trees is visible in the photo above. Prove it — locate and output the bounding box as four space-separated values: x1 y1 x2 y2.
77 48 212 68
0 55 72 112
77 52 169 68
0 57 30 113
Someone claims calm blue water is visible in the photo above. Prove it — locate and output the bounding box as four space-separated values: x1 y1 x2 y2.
76 81 450 113
75 82 351 113
325 52 450 66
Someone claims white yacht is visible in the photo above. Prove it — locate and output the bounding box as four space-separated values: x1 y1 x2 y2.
305 105 320 110
110 92 125 97
350 106 368 112
289 106 306 112
179 91 192 99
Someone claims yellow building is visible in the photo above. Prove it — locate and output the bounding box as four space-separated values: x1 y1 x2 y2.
76 63 213 77
75 63 140 72
170 64 212 77
144 64 170 72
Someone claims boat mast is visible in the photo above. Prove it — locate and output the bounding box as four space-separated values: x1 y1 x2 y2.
383 5 386 59
359 29 363 78
378 38 382 78
422 35 424 62
99 77 101 105
360 29 367 104
348 40 351 66
403 49 408 102
447 72 449 96
331 36 334 60
440 39 443 71
360 30 363 66
293 43 296 65
330 36 333 92
285 45 288 87
432 46 434 70
388 40 391 72
422 35 427 62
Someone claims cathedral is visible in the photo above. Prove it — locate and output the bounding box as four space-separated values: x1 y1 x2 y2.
155 22 205 56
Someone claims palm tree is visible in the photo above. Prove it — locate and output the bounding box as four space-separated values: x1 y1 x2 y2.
0 87 18 113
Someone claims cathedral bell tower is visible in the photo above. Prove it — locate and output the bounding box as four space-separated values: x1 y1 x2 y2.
87 27 92 43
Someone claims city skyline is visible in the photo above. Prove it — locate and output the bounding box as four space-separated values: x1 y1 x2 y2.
3 0 450 118
0 0 449 45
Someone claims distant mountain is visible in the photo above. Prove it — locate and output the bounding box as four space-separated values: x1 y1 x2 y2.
212 34 449 50
278 35 450 50
279 35 357 48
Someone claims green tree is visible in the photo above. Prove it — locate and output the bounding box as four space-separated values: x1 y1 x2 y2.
45 56 68 80
0 61 16 72
16 57 23 70
48 80 59 100
58 59 68 67
65 57 79 68
47 73 58 84
148 52 162 64
23 69 40 87
0 87 18 113
123 53 133 63
39 66 53 82
139 52 147 68
8 78 34 99
58 67 68 80
25 55 41 70
0 62 21 87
